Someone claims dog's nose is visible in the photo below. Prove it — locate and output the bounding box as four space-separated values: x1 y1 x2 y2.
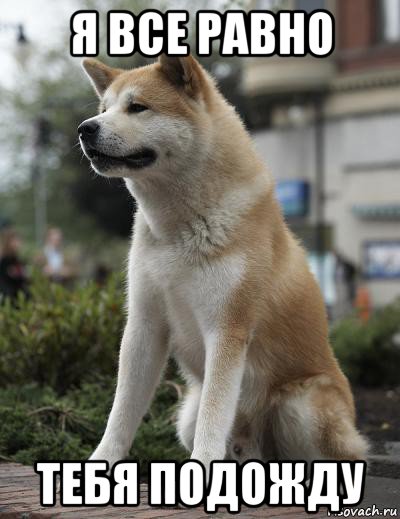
78 120 99 140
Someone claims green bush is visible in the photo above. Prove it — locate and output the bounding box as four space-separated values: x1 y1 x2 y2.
4 274 397 465
331 299 400 386
0 379 186 469
0 275 186 466
0 274 124 393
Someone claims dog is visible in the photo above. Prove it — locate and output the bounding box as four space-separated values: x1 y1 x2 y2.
79 54 368 472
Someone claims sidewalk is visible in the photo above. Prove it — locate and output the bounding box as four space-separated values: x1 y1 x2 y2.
0 463 398 518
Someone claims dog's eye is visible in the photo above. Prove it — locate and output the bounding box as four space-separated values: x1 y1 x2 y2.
127 103 148 114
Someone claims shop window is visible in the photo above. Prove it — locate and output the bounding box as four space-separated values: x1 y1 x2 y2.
378 0 400 43
296 0 326 13
255 0 326 10
254 0 292 10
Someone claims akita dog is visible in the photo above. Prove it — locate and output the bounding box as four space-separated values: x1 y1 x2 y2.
79 55 368 471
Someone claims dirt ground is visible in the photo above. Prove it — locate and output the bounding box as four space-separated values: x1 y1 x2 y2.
354 385 400 444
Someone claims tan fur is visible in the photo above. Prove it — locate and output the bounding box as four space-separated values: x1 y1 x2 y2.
80 55 368 469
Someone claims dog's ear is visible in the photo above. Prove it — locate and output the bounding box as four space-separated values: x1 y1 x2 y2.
81 58 121 97
158 55 204 99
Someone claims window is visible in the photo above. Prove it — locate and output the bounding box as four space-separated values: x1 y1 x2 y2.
363 241 400 279
296 0 326 13
255 0 292 10
379 0 400 43
255 0 325 11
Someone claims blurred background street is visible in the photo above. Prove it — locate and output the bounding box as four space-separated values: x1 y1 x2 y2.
0 0 399 477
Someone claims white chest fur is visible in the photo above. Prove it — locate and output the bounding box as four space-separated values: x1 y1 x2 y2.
138 239 246 375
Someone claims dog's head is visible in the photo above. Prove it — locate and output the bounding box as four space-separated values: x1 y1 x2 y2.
79 55 213 179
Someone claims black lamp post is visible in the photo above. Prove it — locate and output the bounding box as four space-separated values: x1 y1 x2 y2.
0 21 28 44
314 92 327 300
32 117 51 246
16 23 28 45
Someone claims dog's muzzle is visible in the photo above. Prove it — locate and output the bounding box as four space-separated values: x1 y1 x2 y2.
78 121 157 170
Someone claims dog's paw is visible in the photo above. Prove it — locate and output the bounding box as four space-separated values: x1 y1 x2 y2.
89 443 126 469
191 446 226 481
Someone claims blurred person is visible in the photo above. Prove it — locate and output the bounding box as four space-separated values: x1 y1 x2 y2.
0 228 28 299
42 227 71 281
94 263 111 287
335 252 357 304
333 251 358 320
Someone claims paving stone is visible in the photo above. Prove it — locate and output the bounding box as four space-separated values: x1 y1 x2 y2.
0 463 399 518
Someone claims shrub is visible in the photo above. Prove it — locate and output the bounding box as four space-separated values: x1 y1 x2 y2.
331 299 400 387
1 276 399 466
0 276 187 467
0 378 186 469
0 274 125 393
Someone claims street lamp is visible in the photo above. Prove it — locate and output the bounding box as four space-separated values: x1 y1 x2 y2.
314 93 326 298
0 22 47 246
16 23 28 45
15 29 49 246
0 21 28 44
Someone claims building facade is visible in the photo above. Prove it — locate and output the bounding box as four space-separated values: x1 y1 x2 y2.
243 0 400 308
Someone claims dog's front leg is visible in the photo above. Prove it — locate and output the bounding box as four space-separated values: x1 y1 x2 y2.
90 282 168 467
191 331 248 470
